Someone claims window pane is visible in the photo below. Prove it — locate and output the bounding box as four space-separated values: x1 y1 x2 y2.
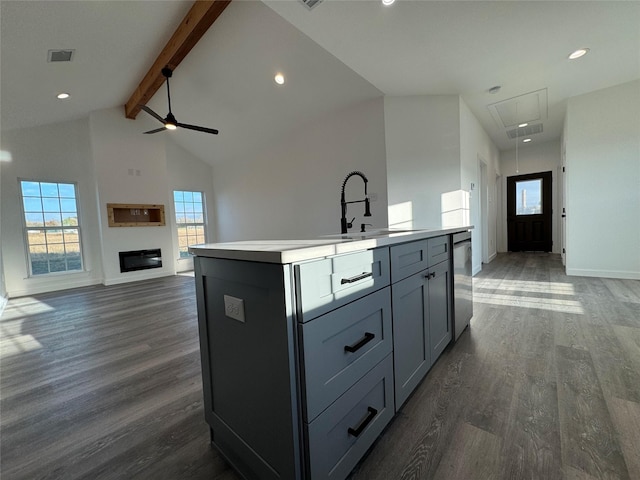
49 259 67 273
64 229 79 243
67 252 82 271
21 181 41 196
40 183 59 197
42 197 61 212
25 213 44 227
47 236 65 249
62 215 78 226
60 198 77 213
44 212 62 226
21 180 83 276
57 183 76 198
28 230 46 245
29 242 47 254
23 197 43 212
173 190 206 257
516 179 542 215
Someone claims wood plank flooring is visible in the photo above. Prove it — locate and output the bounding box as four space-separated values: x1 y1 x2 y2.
1 253 639 480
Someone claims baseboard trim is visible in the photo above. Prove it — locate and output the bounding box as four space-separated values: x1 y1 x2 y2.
566 268 640 280
8 278 103 298
103 269 174 286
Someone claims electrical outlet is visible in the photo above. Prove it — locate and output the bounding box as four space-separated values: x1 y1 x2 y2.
223 295 245 322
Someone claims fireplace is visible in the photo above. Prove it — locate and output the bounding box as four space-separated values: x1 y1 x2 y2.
119 249 162 273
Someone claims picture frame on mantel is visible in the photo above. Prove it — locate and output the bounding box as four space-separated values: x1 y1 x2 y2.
107 203 165 227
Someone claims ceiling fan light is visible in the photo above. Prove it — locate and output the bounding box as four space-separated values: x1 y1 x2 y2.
382 0 396 5
165 123 177 130
56 92 70 99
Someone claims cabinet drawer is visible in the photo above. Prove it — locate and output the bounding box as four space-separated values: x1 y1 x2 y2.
427 235 450 266
296 248 390 322
301 288 392 422
306 354 395 480
390 239 429 283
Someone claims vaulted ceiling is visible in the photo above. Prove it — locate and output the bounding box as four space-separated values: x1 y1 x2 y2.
2 0 639 163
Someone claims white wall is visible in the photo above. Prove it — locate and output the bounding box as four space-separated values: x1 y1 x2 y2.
1 118 103 296
385 95 499 275
213 97 388 241
166 139 216 272
90 108 175 285
499 140 562 254
564 80 640 279
459 99 501 271
384 96 461 229
0 108 218 296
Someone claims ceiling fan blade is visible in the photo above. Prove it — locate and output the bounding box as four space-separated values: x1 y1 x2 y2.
139 105 165 124
143 127 167 134
177 123 219 135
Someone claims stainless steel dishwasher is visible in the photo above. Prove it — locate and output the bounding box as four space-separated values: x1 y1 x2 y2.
452 231 473 340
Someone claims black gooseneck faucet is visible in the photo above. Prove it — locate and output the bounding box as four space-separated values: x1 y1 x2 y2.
340 171 372 234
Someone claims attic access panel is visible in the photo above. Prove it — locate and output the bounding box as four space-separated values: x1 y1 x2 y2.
488 88 548 128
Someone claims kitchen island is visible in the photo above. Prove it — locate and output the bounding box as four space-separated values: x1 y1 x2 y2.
190 226 472 480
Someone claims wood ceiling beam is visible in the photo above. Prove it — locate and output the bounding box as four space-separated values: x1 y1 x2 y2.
124 0 232 119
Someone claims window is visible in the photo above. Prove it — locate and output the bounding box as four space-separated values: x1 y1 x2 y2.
173 190 206 258
20 180 83 275
515 179 542 215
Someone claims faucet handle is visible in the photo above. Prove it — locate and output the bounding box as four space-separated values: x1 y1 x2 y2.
347 217 355 230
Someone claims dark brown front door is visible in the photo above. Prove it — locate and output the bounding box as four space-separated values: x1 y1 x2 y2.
507 171 552 252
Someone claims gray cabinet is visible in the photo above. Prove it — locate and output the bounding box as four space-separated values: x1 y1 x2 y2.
300 287 392 422
390 235 452 410
391 270 430 408
428 259 452 362
193 233 455 480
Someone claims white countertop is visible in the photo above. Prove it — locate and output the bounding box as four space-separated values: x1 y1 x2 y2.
189 226 472 264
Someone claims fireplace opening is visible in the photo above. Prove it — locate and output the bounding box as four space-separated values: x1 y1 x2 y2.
119 249 162 273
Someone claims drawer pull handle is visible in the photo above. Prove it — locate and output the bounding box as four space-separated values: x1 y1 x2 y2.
347 406 378 437
341 272 373 284
344 332 375 353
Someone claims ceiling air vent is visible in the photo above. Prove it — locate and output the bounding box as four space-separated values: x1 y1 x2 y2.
507 123 543 139
299 0 323 10
48 49 75 63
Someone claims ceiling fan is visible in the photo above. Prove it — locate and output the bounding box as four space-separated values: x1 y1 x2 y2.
139 67 219 135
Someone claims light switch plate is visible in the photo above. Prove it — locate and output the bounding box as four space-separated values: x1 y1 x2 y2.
223 295 245 322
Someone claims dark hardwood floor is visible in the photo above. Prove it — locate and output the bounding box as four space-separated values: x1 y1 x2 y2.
1 253 639 480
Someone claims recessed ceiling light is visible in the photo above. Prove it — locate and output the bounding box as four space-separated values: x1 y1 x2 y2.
568 48 589 60
274 73 285 85
523 138 532 143
56 92 70 99
518 122 528 128
382 0 396 5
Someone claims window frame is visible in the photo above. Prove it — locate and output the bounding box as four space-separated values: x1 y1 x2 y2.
173 190 207 259
18 178 85 277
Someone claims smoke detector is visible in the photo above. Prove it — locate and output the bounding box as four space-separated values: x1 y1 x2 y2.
47 49 75 63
